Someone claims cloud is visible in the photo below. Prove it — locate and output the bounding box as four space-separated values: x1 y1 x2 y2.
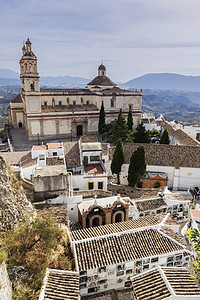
1 0 200 81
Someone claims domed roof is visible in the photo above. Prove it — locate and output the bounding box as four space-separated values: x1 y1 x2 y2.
87 75 116 86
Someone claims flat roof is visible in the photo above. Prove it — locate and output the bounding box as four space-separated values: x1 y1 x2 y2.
82 142 102 151
34 165 67 177
47 143 62 149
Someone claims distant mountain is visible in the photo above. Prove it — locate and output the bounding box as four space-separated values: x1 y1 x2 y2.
0 69 90 88
124 73 200 91
40 75 90 88
0 69 19 79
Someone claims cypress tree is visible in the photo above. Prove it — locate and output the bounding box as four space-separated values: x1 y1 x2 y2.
134 122 150 143
128 146 146 187
127 108 133 131
98 101 105 134
111 138 125 184
160 129 170 144
109 109 130 144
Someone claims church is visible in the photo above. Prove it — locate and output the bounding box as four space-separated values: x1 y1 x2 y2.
8 39 142 140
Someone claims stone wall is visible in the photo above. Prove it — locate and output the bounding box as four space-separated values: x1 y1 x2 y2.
73 189 113 198
108 183 163 199
0 262 12 300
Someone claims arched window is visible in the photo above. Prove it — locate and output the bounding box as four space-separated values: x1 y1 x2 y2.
92 217 100 227
115 213 122 223
30 83 35 91
154 182 160 188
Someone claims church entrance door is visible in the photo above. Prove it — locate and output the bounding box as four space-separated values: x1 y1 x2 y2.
77 125 83 136
18 121 22 128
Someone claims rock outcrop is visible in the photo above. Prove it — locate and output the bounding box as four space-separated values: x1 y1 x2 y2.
0 155 34 232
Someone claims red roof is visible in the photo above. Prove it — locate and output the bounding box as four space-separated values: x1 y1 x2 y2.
32 145 47 151
191 209 200 219
47 143 62 149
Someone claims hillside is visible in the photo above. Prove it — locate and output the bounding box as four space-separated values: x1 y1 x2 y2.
124 73 200 91
0 155 34 231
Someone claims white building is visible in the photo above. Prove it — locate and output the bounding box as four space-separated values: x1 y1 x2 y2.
129 189 190 223
68 215 190 296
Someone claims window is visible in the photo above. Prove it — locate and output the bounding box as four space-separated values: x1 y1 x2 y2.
59 101 62 106
110 98 115 107
67 97 69 104
39 154 45 160
81 97 83 104
126 269 132 274
90 155 100 161
98 266 106 273
52 98 55 106
154 181 160 188
125 281 132 288
87 100 90 105
167 256 174 262
98 182 103 190
80 270 87 276
80 283 87 289
116 270 124 277
151 257 159 263
117 264 125 271
97 279 107 285
30 83 35 91
53 152 57 156
44 101 47 106
79 276 87 283
88 182 94 190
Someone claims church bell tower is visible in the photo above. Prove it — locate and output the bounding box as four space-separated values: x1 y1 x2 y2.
20 38 40 94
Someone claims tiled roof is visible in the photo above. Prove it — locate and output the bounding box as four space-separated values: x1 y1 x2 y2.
10 94 22 103
2 151 37 168
63 141 81 168
159 228 186 246
74 228 185 271
112 143 200 168
84 164 104 174
132 267 171 300
40 269 79 300
132 266 200 300
134 198 166 212
70 215 166 241
163 267 200 295
87 75 116 86
162 121 200 146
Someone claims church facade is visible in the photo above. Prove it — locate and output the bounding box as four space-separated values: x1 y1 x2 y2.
8 39 142 140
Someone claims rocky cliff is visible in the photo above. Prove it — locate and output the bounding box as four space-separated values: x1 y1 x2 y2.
0 155 34 232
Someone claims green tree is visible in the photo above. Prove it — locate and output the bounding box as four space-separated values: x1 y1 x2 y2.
109 109 133 144
111 138 125 184
134 123 150 143
98 101 106 134
186 228 200 280
127 108 133 131
160 129 170 144
128 146 146 187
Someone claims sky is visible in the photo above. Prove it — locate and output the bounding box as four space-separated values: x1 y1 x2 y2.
1 0 200 82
